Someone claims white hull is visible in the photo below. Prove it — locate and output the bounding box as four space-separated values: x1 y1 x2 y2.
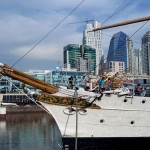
40 88 150 138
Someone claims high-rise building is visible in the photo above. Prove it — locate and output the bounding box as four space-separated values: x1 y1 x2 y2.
141 31 150 75
107 31 128 71
63 44 96 73
83 21 103 74
131 48 141 75
139 49 143 74
83 45 96 74
126 37 133 73
63 44 81 70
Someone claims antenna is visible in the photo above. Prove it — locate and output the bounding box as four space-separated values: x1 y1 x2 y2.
68 19 94 25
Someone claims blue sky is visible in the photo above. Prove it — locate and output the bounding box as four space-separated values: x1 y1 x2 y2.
0 0 150 71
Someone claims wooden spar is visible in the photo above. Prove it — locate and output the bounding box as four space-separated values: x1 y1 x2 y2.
89 16 150 32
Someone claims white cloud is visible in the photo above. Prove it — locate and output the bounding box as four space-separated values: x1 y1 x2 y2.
0 0 149 70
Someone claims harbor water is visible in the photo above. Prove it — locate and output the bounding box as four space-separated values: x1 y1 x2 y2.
0 112 62 150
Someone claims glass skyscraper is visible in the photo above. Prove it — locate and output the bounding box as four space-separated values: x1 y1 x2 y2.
63 44 96 74
83 45 96 74
142 31 150 75
107 31 128 70
63 44 81 69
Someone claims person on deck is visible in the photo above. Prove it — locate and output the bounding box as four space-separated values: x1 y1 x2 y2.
107 78 112 90
85 80 90 91
134 84 142 95
22 84 38 98
67 76 73 89
99 77 107 92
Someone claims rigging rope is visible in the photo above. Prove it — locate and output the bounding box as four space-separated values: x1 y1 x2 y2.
1 74 51 115
102 0 135 25
11 0 86 67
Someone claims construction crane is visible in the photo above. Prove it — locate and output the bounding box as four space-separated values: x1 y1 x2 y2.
68 19 94 25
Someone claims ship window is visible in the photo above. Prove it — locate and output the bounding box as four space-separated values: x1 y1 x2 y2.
100 119 104 123
123 99 127 102
142 99 146 104
130 121 135 124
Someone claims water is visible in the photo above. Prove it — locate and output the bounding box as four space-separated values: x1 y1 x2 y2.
0 112 62 150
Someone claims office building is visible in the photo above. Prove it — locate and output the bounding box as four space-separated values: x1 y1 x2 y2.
63 44 96 73
63 44 81 70
131 48 141 75
107 31 128 71
83 21 103 74
106 61 125 74
141 31 150 75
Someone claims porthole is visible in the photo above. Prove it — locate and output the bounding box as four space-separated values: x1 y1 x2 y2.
130 120 135 124
142 99 146 104
100 119 104 123
124 99 127 103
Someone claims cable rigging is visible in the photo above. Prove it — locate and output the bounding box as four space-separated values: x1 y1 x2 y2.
102 0 135 25
11 0 86 68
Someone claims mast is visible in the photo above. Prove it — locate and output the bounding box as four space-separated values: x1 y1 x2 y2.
89 16 150 31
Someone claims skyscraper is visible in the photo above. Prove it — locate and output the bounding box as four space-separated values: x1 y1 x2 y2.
63 44 81 70
83 21 103 74
131 48 141 75
141 31 150 75
107 31 128 70
63 44 96 73
83 45 96 74
126 36 133 73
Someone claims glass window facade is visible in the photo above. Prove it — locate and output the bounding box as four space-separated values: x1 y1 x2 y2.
63 44 96 73
107 31 127 70
52 70 87 87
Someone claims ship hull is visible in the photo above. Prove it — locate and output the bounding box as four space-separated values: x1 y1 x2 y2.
39 90 150 150
62 137 150 150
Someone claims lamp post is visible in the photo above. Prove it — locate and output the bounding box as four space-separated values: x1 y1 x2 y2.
74 88 78 150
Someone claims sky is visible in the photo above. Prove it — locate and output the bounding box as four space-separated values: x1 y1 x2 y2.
0 0 150 71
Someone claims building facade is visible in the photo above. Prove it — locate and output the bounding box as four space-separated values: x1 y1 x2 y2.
131 48 141 75
0 68 87 93
51 69 87 87
106 61 125 74
126 37 133 73
63 44 96 74
141 31 150 75
83 45 96 74
63 44 81 70
126 37 142 75
83 21 103 74
107 31 128 71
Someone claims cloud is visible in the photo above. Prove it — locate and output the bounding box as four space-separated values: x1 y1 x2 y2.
0 0 149 70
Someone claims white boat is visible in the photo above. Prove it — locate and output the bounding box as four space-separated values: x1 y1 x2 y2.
0 8 149 144
39 86 150 150
1 62 150 149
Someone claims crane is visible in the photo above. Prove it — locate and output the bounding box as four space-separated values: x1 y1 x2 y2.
68 19 94 25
